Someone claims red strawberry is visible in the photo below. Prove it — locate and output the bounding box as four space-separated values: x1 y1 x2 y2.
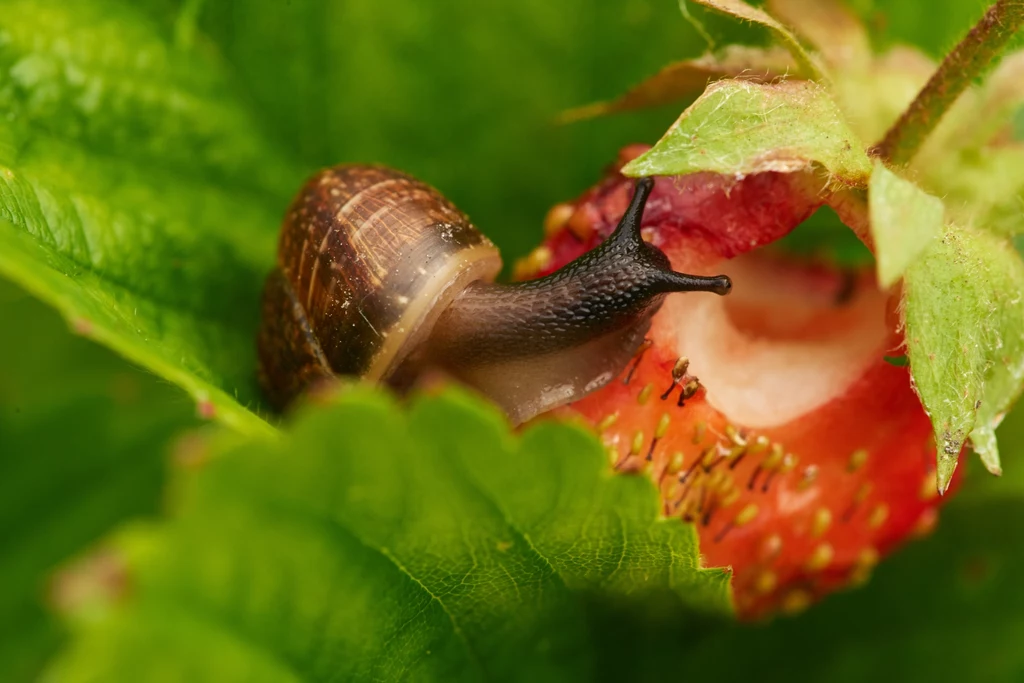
522 146 959 620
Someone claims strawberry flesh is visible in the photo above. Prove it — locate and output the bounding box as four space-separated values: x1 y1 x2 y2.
526 146 958 620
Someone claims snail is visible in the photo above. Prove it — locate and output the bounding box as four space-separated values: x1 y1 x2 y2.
257 165 731 425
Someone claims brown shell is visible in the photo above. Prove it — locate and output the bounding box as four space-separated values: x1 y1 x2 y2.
257 165 501 410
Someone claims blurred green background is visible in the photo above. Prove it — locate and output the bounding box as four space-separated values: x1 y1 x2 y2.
2 0 1023 681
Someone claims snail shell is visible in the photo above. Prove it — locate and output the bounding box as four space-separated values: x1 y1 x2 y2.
257 165 500 409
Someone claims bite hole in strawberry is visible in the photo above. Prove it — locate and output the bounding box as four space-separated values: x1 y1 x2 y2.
526 146 958 620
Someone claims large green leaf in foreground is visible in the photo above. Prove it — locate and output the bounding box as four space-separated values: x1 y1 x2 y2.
0 279 197 682
43 384 1024 683
46 389 731 682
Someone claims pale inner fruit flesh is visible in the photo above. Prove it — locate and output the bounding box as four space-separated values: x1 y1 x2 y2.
655 252 890 428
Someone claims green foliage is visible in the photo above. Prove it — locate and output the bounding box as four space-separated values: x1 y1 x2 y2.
904 226 1024 489
33 383 1024 683
622 80 871 181
0 280 196 682
4 0 1024 681
45 389 730 682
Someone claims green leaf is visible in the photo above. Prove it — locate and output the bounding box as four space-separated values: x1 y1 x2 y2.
46 388 731 682
0 279 196 682
679 0 826 81
622 80 872 184
868 161 943 288
968 250 1024 479
903 225 1024 490
0 0 304 436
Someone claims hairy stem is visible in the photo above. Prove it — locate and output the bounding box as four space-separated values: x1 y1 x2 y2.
873 0 1024 165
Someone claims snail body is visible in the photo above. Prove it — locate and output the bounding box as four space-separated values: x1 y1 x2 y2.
257 165 731 424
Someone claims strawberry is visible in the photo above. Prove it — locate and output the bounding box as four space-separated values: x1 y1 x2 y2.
522 146 959 620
